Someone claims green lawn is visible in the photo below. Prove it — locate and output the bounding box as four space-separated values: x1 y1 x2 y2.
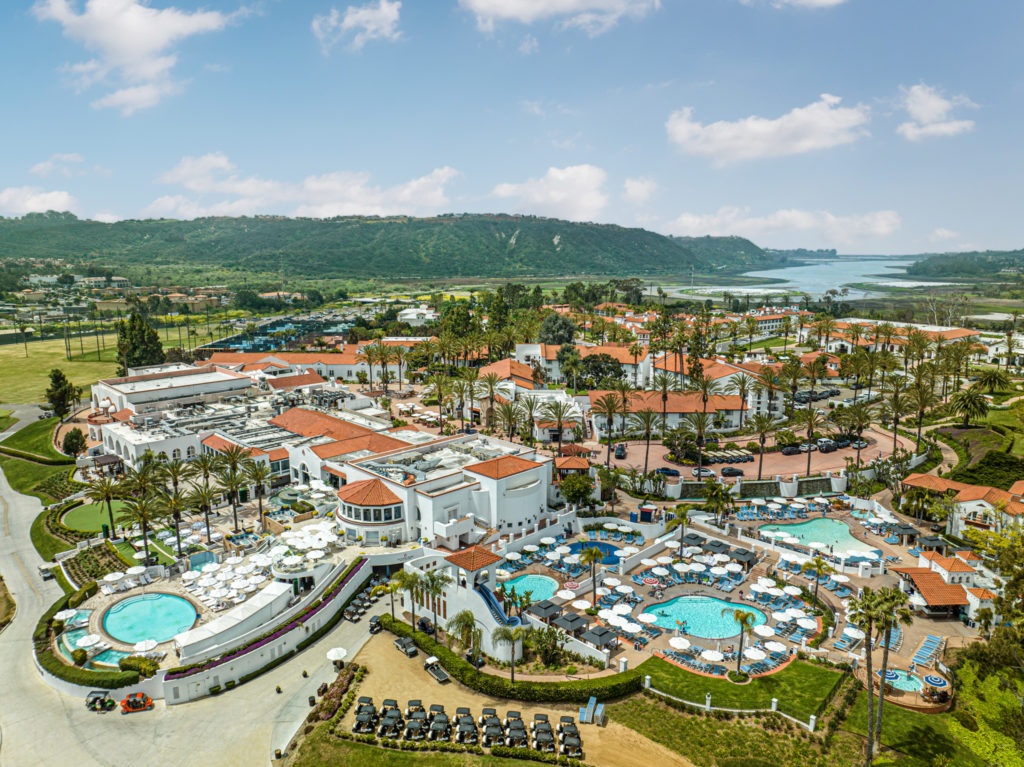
983 408 1024 456
0 417 66 461
294 729 530 767
112 537 175 566
0 455 71 503
841 692 986 767
62 501 126 533
636 657 845 721
0 409 16 433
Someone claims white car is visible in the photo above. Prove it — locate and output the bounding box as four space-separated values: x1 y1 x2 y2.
691 467 716 478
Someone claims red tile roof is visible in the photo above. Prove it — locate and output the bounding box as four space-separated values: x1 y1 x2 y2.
955 550 982 562
444 545 502 572
902 474 973 493
921 551 975 573
967 587 996 600
270 407 376 442
555 456 590 470
335 478 400 507
478 359 535 387
890 567 969 606
266 372 326 390
267 447 289 462
466 455 542 479
311 433 408 459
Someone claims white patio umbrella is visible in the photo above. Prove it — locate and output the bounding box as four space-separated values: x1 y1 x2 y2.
545 551 560 561
762 530 785 538
757 577 777 587
767 587 786 597
771 611 791 622
656 556 673 565
618 525 633 533
603 523 618 530
622 622 643 634
126 565 147 576
607 615 628 627
744 647 767 660
789 499 806 507
683 546 702 556
201 563 221 574
307 549 326 561
670 562 688 573
831 573 850 583
669 636 691 650
247 574 267 586
725 563 743 573
797 618 818 630
611 603 632 615
842 626 866 640
197 576 217 588
555 545 571 554
621 546 640 555
868 517 884 525
209 587 229 599
282 555 304 567
54 609 78 622
712 554 730 564
783 585 802 596
701 649 724 662
230 579 248 591
572 599 592 610
597 608 615 620
216 570 235 582
778 551 799 562
76 634 101 649
767 503 782 511
291 538 314 551
224 555 244 566
556 589 576 600
185 534 201 545
807 541 825 550
764 641 787 653
615 550 631 558
326 647 348 662
504 551 522 561
132 551 148 561
103 572 124 583
689 562 706 572
523 544 539 552
540 536 557 545
663 541 680 550
783 537 801 546
235 564 255 576
134 639 158 653
595 587 611 596
191 522 204 531
637 613 657 623
615 585 633 595
250 554 272 568
640 558 657 567
651 566 670 576
786 608 807 619
603 577 621 587
750 498 766 506
753 624 775 638
268 546 289 558
564 555 580 564
709 566 728 576
772 497 788 504
749 583 766 594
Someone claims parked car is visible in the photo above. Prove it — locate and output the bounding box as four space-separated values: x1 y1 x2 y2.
835 438 851 449
799 443 818 453
780 445 801 456
851 439 868 449
654 467 680 477
720 466 744 477
394 637 418 657
692 467 716 478
417 617 436 635
614 443 627 459
819 443 837 454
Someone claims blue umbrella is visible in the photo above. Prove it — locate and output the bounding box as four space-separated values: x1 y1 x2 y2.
876 669 899 681
923 674 947 688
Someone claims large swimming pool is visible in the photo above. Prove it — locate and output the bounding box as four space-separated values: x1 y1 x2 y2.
503 574 558 603
565 541 620 565
646 595 768 639
759 518 875 554
103 593 198 644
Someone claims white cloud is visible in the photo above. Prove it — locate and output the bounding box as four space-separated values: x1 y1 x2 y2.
622 177 656 204
312 0 401 53
146 152 458 218
33 0 243 115
930 227 959 242
92 212 122 223
459 0 659 36
492 164 608 221
30 153 85 178
770 0 848 8
666 93 870 165
667 206 901 244
896 83 976 141
518 34 538 54
521 100 545 117
0 186 78 216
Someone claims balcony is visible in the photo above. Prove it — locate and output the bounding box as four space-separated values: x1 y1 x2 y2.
433 514 475 539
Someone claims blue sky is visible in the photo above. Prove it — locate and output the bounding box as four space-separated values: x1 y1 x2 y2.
1 0 1021 253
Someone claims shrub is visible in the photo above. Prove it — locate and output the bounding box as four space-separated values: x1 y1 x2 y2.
36 647 139 689
745 442 759 452
952 709 978 732
71 648 87 666
67 581 97 608
727 670 749 683
380 615 641 702
225 680 236 690
118 655 160 679
208 685 222 695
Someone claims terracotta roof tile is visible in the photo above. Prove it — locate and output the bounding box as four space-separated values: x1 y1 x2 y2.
555 456 590 470
902 473 972 493
266 372 325 390
892 569 969 606
466 455 542 479
967 587 996 600
444 545 502 572
270 407 377 442
335 478 400 507
311 433 408 459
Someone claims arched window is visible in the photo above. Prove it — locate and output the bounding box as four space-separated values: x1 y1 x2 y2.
186 446 196 458
172 448 181 460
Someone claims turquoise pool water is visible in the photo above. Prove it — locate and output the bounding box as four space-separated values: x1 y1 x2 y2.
92 649 132 667
504 574 558 603
760 518 875 554
103 593 197 644
647 595 768 639
888 669 923 692
565 541 619 565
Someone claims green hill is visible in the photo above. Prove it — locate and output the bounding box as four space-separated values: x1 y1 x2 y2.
0 212 766 280
906 248 1024 279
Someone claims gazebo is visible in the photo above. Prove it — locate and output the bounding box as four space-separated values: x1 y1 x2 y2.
528 600 563 623
553 613 590 635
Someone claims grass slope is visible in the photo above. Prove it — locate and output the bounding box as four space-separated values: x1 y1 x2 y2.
292 728 532 767
0 409 16 432
0 337 116 404
0 455 70 503
63 500 126 533
0 417 66 461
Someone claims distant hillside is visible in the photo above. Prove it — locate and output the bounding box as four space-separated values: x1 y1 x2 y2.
0 212 768 280
907 248 1024 279
670 235 778 269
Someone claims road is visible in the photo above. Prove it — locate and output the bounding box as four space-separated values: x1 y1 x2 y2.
0 409 372 766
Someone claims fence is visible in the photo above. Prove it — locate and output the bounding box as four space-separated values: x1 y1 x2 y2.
643 677 818 732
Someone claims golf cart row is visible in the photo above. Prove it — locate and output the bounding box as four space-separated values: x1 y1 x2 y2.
351 698 582 757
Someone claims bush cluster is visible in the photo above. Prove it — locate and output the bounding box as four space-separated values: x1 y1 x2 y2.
380 615 641 702
63 544 125 587
307 663 361 723
118 655 160 679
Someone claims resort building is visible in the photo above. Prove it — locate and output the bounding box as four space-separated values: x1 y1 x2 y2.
902 473 1024 537
88 364 253 422
586 390 746 438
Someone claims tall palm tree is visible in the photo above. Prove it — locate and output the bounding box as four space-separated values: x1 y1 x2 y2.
446 609 480 661
394 569 423 630
116 495 165 565
628 408 660 476
214 444 250 477
848 588 882 767
794 408 827 477
703 478 734 526
666 506 689 542
422 569 453 635
579 545 605 609
721 607 757 673
974 366 1010 394
949 388 988 427
730 373 755 429
188 452 219 492
491 626 530 684
872 587 914 757
842 401 875 469
879 375 910 452
748 412 776 481
244 460 273 531
495 401 522 442
628 342 643 387
217 468 247 532
86 474 122 537
373 577 402 621
780 358 804 417
591 392 622 468
158 489 189 557
519 396 541 446
158 457 191 496
356 344 376 390
477 372 503 431
651 372 679 433
450 377 472 433
814 314 837 351
908 373 939 451
680 411 712 476
187 484 219 544
800 555 834 607
392 346 408 391
426 373 451 433
688 373 724 416
542 400 574 456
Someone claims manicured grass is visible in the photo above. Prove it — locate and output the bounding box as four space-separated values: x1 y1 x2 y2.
841 691 986 767
0 417 67 461
0 409 16 433
0 455 69 503
0 335 118 404
30 511 74 561
983 408 1024 456
636 657 845 721
62 500 126 533
293 729 529 767
112 538 175 566
0 577 15 629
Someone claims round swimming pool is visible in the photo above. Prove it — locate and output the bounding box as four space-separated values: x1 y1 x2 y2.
103 593 198 644
759 518 876 554
503 574 558 603
646 594 768 639
564 541 620 565
886 668 924 692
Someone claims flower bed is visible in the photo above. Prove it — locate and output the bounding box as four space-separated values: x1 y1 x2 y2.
62 543 127 587
165 556 367 681
308 664 364 723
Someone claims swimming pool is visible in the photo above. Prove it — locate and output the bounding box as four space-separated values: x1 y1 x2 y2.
565 541 620 565
103 593 198 644
759 518 876 554
503 574 558 603
646 595 768 639
886 668 924 692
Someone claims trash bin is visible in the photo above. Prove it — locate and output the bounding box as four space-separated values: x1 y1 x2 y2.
101 523 109 539
629 511 638 523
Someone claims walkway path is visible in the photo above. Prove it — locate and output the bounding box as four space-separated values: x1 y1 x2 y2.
0 413 373 766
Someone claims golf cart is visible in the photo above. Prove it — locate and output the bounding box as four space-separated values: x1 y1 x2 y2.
86 691 115 712
120 692 154 714
424 656 450 683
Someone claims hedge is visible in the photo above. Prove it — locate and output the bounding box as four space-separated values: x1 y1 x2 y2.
0 445 74 465
380 615 642 703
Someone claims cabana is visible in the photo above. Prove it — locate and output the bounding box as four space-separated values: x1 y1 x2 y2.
528 600 562 623
553 613 590 635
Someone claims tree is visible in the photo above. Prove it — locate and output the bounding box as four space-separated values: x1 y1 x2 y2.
115 311 164 375
880 376 910 452
538 313 576 346
729 374 754 429
217 468 247 532
748 413 775 481
848 588 882 766
426 373 451 433
794 408 827 477
86 475 121 536
591 392 622 468
187 484 219 546
158 489 189 557
422 569 453 637
579 545 605 610
628 408 660 476
908 376 939 451
702 478 734 526
495 401 522 441
542 400 574 455
975 366 1010 394
651 372 679 433
680 411 713 476
62 427 87 456
841 401 874 468
45 368 77 420
950 388 989 426
721 607 757 673
446 609 481 663
394 569 423 630
244 460 273 531
450 377 471 433
580 353 623 385
872 587 913 756
476 372 503 431
800 555 834 607
491 625 530 684
665 506 689 541
374 578 402 622
116 495 165 565
559 472 594 508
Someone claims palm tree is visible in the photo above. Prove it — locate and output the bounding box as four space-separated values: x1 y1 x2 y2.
187 484 219 544
779 316 792 352
949 388 988 426
422 569 453 636
85 475 122 537
579 545 605 609
628 342 643 387
542 400 575 456
730 374 755 429
780 358 804 417
591 392 622 468
158 489 189 557
688 373 724 415
244 460 273 531
721 607 758 673
872 587 913 757
477 372 503 431
680 411 713 476
355 345 377 390
848 588 882 767
188 452 219 492
880 376 910 452
666 506 689 542
975 366 1010 394
794 408 827 477
651 372 679 433
373 577 402 621
394 569 423 630
843 401 875 468
495 401 522 442
392 346 408 391
214 443 250 476
446 609 481 661
217 468 247 532
491 625 530 684
814 314 837 351
628 408 660 476
908 376 939 451
748 412 776 481
800 555 834 607
519 396 541 446
426 373 451 433
703 478 734 526
116 496 165 565
158 457 191 496
450 377 472 433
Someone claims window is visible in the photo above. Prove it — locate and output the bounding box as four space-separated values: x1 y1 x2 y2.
172 448 181 460
186 446 196 458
